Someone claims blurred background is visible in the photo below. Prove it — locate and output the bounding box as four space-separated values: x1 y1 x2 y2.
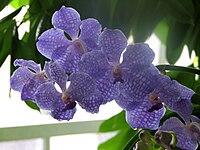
0 0 199 149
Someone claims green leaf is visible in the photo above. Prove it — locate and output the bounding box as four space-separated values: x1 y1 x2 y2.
98 128 138 150
122 130 140 150
10 0 29 9
24 100 40 111
154 19 169 44
0 7 22 24
162 0 194 24
0 20 15 66
132 0 165 42
99 111 129 132
166 22 189 64
0 0 12 11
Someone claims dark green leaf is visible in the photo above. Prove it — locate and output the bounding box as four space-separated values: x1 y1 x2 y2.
98 128 138 150
0 0 12 11
0 7 22 24
0 20 15 66
162 0 194 24
132 0 165 42
99 111 129 132
154 19 169 44
166 22 189 64
122 130 140 150
24 100 40 111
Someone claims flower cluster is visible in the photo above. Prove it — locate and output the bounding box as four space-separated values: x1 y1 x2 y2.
10 6 199 149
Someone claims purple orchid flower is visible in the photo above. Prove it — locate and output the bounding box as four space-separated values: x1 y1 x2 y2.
78 29 155 103
34 61 103 120
10 59 47 101
36 6 102 73
159 116 200 150
116 64 195 130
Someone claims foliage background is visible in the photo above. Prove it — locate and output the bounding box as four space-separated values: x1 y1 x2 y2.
0 0 200 149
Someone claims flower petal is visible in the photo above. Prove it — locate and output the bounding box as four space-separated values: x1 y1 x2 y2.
119 65 159 102
115 94 141 111
35 82 64 110
99 28 127 63
78 91 103 113
167 99 193 123
51 45 82 73
14 59 41 72
10 67 34 92
52 6 81 39
78 50 112 79
79 18 102 51
96 71 120 103
44 61 68 90
50 106 76 121
36 28 70 59
21 75 47 100
68 72 96 99
126 97 165 130
121 43 155 71
159 117 198 150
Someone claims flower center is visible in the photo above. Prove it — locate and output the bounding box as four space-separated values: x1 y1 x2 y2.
112 65 124 84
148 92 163 112
62 92 76 110
73 39 87 54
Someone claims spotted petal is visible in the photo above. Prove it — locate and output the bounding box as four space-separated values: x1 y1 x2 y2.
21 75 47 100
119 65 158 102
78 91 103 113
44 61 68 91
159 117 198 150
14 59 41 73
68 72 96 99
52 6 81 39
36 28 70 59
78 50 112 79
51 45 82 73
50 106 76 121
10 67 34 92
126 97 165 130
96 71 120 103
79 18 102 51
115 94 141 111
121 43 155 71
35 82 64 110
99 28 127 63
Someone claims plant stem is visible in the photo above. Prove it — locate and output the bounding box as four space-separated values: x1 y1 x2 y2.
156 65 200 75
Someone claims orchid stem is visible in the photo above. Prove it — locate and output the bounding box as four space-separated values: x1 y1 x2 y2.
156 65 200 75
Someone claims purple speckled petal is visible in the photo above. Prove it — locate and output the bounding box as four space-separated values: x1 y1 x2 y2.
159 117 198 150
96 71 120 103
119 65 159 102
78 50 112 79
167 99 193 123
35 82 64 110
14 59 41 73
51 45 82 73
68 72 96 99
126 97 165 130
121 43 155 71
115 94 141 111
10 67 34 92
78 91 103 113
79 18 102 51
21 75 47 101
52 6 81 39
99 28 127 63
50 106 76 121
44 61 68 91
36 28 70 59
